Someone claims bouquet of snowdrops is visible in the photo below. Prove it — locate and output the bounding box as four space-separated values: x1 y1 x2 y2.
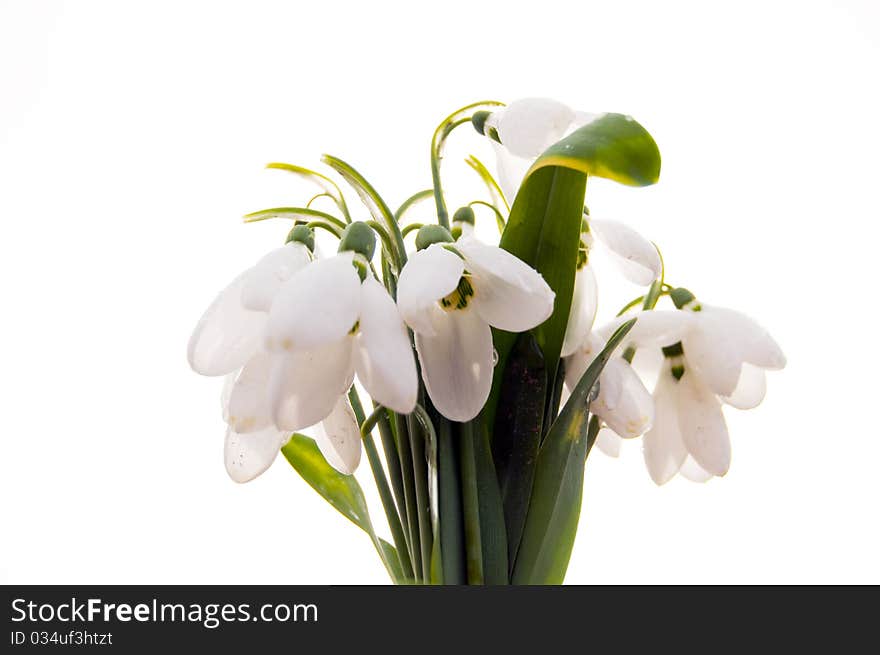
188 99 785 584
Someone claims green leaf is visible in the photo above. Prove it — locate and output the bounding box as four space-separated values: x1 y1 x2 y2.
485 166 586 430
483 112 660 431
491 332 547 568
242 206 346 231
266 162 351 220
465 154 510 213
281 433 405 583
512 319 636 585
460 419 508 584
531 113 661 187
320 154 407 267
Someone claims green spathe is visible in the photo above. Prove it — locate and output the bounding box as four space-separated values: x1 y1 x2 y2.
338 221 377 259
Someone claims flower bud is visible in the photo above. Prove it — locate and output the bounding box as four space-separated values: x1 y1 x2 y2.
338 221 376 260
452 206 475 226
415 225 454 251
471 110 491 136
670 287 698 310
286 224 315 252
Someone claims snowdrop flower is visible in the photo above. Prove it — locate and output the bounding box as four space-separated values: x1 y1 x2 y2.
398 226 554 422
188 227 361 481
565 310 694 455
221 349 363 480
482 99 663 356
187 228 314 377
642 289 786 485
265 222 418 431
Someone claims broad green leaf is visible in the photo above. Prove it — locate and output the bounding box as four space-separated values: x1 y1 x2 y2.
512 319 636 585
485 166 586 430
530 113 661 187
484 112 660 431
491 332 547 568
460 419 508 585
266 162 351 220
281 433 404 583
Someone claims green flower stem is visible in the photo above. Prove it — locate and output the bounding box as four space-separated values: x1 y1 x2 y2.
430 100 505 229
358 401 414 582
431 117 471 229
468 200 506 234
407 413 433 583
365 220 401 270
401 223 424 238
305 220 344 239
376 409 409 549
394 189 434 222
394 412 422 582
435 413 466 584
465 154 510 213
459 420 484 584
305 192 332 208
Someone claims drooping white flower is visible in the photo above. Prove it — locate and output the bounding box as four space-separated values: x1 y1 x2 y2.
187 240 312 377
642 291 786 484
397 237 554 422
223 386 361 482
189 235 362 481
565 310 694 447
264 251 418 431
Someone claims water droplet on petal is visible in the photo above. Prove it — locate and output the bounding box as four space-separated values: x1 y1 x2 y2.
492 349 499 366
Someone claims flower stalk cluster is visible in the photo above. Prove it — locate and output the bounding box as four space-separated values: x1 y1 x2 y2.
189 98 785 584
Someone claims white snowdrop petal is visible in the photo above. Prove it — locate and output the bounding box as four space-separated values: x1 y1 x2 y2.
224 425 290 483
265 253 361 352
676 369 731 477
497 97 575 158
679 455 714 483
314 396 362 475
682 305 783 397
563 333 605 392
268 338 355 431
598 310 694 349
226 351 274 433
643 370 687 485
458 239 555 333
188 273 267 376
397 245 465 335
631 346 664 390
722 363 767 410
595 428 621 458
597 358 627 411
594 360 654 439
491 141 532 204
590 218 661 286
240 242 312 312
355 277 418 414
415 308 494 422
561 265 598 357
221 372 237 422
702 306 786 370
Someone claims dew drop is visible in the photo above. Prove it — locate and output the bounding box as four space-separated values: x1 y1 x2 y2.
492 348 499 366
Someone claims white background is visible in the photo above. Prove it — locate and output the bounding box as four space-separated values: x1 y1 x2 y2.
2 0 878 584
